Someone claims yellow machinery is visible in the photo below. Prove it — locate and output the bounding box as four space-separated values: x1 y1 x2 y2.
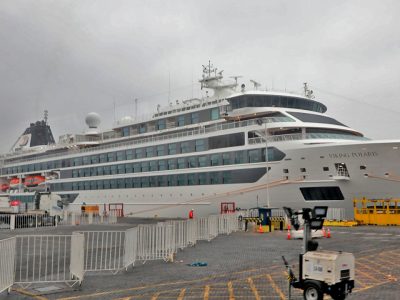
354 197 400 225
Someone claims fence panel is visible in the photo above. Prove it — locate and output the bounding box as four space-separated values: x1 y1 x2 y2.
137 224 174 263
208 216 219 239
75 231 126 274
70 233 84 285
0 214 59 231
14 235 82 288
123 228 137 270
187 219 197 246
166 220 188 251
196 217 212 241
0 237 16 294
327 208 346 221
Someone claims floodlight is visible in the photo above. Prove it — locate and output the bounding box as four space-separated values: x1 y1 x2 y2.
283 206 293 218
312 206 328 219
302 208 312 221
310 219 325 230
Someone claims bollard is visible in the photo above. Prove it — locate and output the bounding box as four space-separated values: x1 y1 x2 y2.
88 211 93 225
10 215 15 230
71 213 76 226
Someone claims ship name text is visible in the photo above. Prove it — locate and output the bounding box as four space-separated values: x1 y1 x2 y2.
328 151 378 159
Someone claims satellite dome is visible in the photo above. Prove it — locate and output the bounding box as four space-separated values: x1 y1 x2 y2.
85 112 101 128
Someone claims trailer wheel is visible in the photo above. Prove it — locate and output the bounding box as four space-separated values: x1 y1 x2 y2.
303 282 324 300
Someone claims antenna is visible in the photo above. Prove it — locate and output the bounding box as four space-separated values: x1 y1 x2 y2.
168 67 171 106
113 98 115 121
191 64 193 99
230 76 242 84
135 98 138 121
250 80 262 91
44 110 48 124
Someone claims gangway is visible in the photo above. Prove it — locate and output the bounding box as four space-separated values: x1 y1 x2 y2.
354 197 400 225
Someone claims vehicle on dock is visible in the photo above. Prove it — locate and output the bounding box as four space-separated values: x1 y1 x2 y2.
0 192 65 228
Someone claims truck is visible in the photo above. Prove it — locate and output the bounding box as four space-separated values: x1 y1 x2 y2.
0 192 66 228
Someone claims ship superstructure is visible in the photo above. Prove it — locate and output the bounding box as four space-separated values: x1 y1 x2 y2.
0 62 398 219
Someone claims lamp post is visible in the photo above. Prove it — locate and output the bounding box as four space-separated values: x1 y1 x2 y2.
257 117 270 208
264 118 270 208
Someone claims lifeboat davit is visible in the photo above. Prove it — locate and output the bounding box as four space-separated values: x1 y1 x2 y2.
24 176 46 191
9 178 22 189
1 183 9 191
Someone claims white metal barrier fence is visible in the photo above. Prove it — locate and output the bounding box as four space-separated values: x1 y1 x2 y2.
327 208 346 221
218 213 237 235
195 217 213 242
61 211 118 226
0 214 59 231
75 231 131 274
14 235 84 289
187 219 197 246
208 216 219 239
123 228 138 270
137 224 175 263
165 220 188 252
0 237 16 294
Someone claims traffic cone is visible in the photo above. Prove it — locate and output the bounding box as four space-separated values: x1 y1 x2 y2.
323 226 326 237
327 228 331 238
259 223 263 233
76 220 79 225
288 223 291 230
286 229 291 240
302 227 303 230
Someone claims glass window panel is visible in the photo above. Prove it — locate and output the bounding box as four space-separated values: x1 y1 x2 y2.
168 144 176 155
96 180 103 190
126 150 133 160
110 179 116 189
99 154 105 163
223 171 232 184
158 176 165 187
249 150 259 163
191 112 198 124
141 162 148 172
178 174 185 186
168 159 175 170
118 164 124 174
199 156 206 167
133 163 140 172
82 157 88 165
116 151 123 161
141 177 147 187
157 145 164 156
124 178 131 188
158 160 165 171
117 179 124 188
90 181 96 190
168 175 175 186
188 174 196 185
97 167 102 176
110 165 116 175
149 176 156 187
210 172 219 184
72 170 77 178
91 155 97 164
103 166 109 175
211 108 219 120
195 140 204 152
84 168 89 177
107 153 114 162
223 153 232 165
149 161 156 171
132 178 139 188
146 147 153 158
178 115 185 126
74 158 80 166
211 154 220 166
188 157 196 168
181 142 189 153
235 151 244 164
135 149 142 159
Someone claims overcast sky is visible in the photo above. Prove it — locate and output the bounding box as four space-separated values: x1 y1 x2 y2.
0 0 399 153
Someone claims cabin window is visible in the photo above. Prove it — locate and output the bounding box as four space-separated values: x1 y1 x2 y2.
191 112 198 124
110 165 116 175
188 157 196 168
168 144 176 155
199 173 207 185
117 164 124 174
141 177 147 188
103 166 109 175
168 159 175 170
211 154 220 166
139 123 146 133
107 153 114 162
96 180 103 190
84 168 89 177
74 158 80 166
34 163 40 171
149 177 156 187
223 153 232 165
54 161 60 169
262 148 275 162
249 150 259 163
149 161 156 171
223 171 232 184
210 172 219 184
188 174 196 185
178 115 185 126
117 179 124 189
178 158 185 169
109 179 115 189
235 151 245 164
82 157 88 165
146 147 154 158
125 163 132 173
78 169 84 177
116 151 123 161
132 178 139 188
157 119 165 130
181 142 189 153
72 170 77 178
124 178 131 188
91 155 97 164
99 154 105 163
126 150 133 160
178 174 185 186
122 127 130 137
72 182 78 190
195 140 204 152
158 176 166 187
209 133 245 149
84 181 90 190
141 162 148 172
199 156 207 167
157 145 164 156
158 160 165 171
168 175 176 186
97 167 102 176
90 167 96 176
211 108 219 120
323 167 329 171
135 149 142 159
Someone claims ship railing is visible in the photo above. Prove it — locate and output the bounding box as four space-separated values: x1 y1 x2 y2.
249 133 370 144
3 117 294 167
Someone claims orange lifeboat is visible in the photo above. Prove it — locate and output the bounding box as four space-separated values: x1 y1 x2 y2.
1 183 9 191
9 178 22 189
24 176 46 191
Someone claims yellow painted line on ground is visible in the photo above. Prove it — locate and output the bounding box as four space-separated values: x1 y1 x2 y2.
266 274 286 300
228 282 234 299
377 254 400 267
248 278 261 300
55 265 281 300
177 289 186 300
357 261 391 277
204 285 210 300
354 278 369 288
354 267 382 282
11 288 49 300
151 292 161 300
359 257 391 269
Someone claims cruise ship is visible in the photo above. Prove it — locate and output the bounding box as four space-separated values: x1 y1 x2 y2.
1 62 398 219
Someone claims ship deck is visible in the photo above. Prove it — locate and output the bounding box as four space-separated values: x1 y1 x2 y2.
1 218 399 300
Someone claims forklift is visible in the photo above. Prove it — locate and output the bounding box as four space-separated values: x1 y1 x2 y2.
282 206 355 300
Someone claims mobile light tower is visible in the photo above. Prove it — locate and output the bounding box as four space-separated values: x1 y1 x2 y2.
282 206 355 300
